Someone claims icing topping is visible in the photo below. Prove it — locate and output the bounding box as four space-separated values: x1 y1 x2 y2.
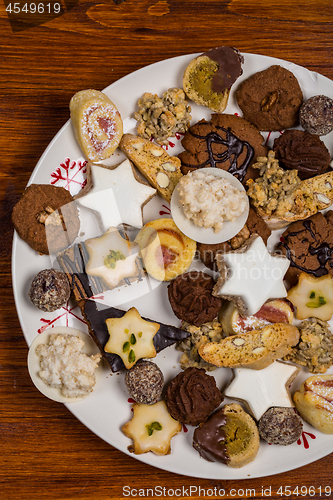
287 272 333 321
83 300 190 372
224 361 300 420
122 400 182 455
104 307 159 369
76 160 156 231
84 227 140 289
214 235 290 316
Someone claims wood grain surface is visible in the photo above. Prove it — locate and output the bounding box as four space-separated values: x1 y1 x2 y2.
1 1 333 499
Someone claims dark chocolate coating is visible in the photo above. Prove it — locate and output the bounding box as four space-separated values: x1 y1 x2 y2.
83 300 190 372
193 409 229 463
202 46 243 92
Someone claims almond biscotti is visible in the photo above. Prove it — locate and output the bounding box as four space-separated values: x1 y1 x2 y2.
119 133 182 203
199 323 300 370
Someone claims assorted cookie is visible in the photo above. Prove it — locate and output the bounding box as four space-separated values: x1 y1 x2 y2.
69 89 123 162
12 183 80 255
15 50 333 469
178 113 268 184
236 65 303 131
183 46 244 113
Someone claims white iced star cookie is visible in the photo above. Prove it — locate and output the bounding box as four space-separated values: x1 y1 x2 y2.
224 361 300 420
104 307 160 369
122 400 182 455
84 227 140 289
75 159 156 231
213 234 290 316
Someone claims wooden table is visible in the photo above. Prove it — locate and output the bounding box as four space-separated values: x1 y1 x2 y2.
2 1 333 499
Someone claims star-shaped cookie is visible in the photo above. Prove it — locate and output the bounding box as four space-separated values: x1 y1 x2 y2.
224 360 300 420
84 227 140 289
75 159 156 231
122 400 182 455
213 234 290 316
104 307 160 369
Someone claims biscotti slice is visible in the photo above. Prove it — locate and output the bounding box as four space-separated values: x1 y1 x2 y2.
193 403 259 468
199 323 300 370
119 133 182 203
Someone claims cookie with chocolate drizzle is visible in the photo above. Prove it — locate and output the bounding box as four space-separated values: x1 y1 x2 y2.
178 114 268 184
278 211 333 286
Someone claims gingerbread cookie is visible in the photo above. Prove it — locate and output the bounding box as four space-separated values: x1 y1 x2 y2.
236 65 303 131
278 211 333 287
178 114 267 184
273 129 331 180
12 184 80 255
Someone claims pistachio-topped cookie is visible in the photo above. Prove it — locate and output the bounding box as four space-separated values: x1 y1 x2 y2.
105 307 159 369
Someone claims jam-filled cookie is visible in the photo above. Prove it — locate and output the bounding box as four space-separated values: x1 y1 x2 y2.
178 113 268 184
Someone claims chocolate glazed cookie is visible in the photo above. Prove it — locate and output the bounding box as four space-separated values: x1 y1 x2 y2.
178 114 267 184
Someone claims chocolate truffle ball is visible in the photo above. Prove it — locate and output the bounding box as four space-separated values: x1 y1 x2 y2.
29 268 71 312
125 360 164 404
299 95 333 136
258 407 303 445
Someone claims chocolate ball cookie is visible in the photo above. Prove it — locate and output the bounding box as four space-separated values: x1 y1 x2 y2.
29 268 71 312
299 95 333 135
125 360 164 405
165 367 223 426
278 211 333 286
273 129 331 179
258 407 303 445
167 271 222 326
12 184 80 255
236 65 303 131
178 113 268 184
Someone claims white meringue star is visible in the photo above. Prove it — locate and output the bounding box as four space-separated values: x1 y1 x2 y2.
215 235 290 315
76 159 156 231
224 361 300 420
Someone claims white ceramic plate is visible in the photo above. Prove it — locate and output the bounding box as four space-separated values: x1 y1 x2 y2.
12 52 333 479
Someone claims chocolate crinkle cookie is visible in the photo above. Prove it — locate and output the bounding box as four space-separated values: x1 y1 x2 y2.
167 271 222 327
258 407 303 445
29 268 71 312
124 360 164 405
165 367 223 426
299 95 333 136
273 129 331 180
